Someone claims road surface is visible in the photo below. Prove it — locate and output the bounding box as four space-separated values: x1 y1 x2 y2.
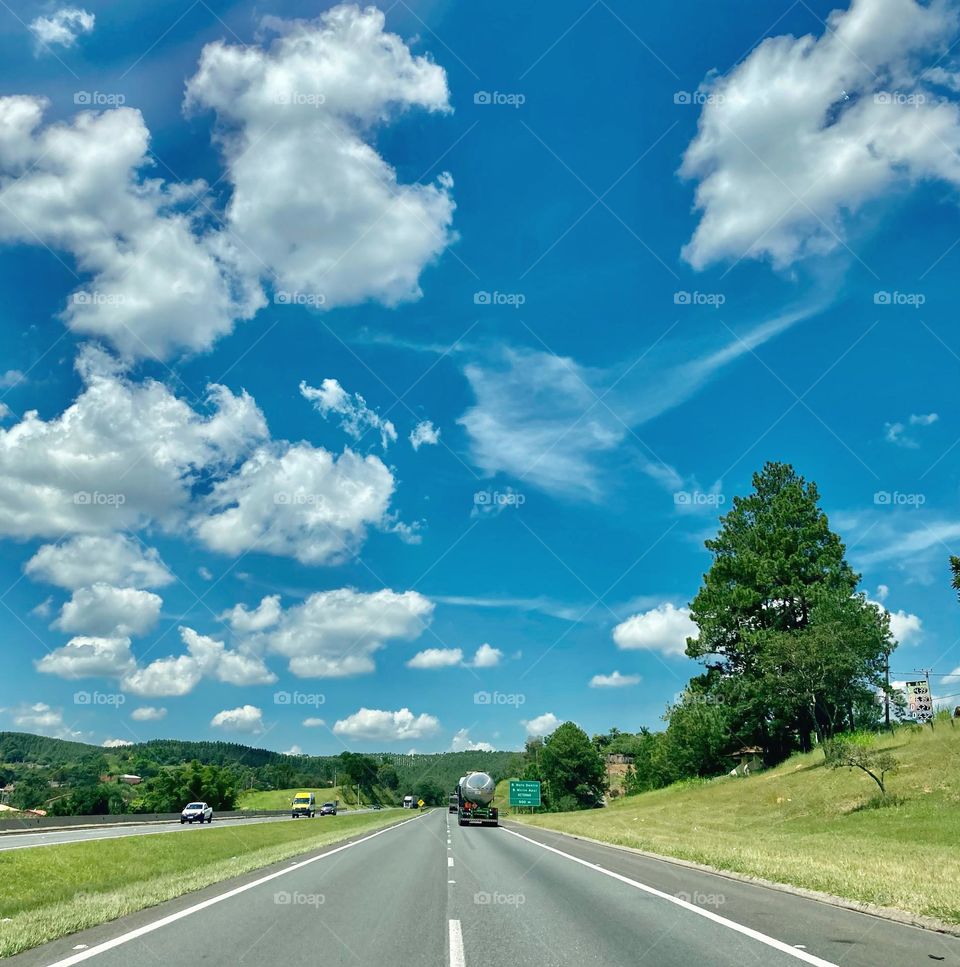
8 809 959 966
0 810 382 852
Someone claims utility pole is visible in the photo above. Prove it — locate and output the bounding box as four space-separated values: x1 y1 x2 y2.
884 648 891 730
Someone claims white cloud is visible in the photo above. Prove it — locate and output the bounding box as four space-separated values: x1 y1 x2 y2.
0 404 11 422
875 584 890 602
613 603 696 657
194 443 395 566
220 595 282 634
184 5 455 313
911 413 939 427
29 7 94 50
131 706 166 721
870 598 923 645
590 671 641 688
0 347 267 539
885 412 938 448
283 744 304 755
36 635 135 680
300 379 396 449
8 701 84 739
102 738 133 747
333 707 440 741
523 712 560 737
52 584 162 637
211 704 264 733
254 588 432 678
26 535 174 590
469 643 502 668
450 728 493 752
302 717 326 727
409 420 440 450
680 0 960 268
121 625 276 696
407 647 463 669
0 370 24 389
0 98 261 358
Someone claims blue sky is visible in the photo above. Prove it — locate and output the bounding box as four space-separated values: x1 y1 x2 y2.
1 0 960 755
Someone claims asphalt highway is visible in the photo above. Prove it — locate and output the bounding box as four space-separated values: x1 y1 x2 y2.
8 809 959 966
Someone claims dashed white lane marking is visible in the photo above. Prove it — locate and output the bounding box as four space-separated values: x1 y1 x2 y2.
448 856 455 867
42 813 429 967
501 827 838 967
449 919 465 967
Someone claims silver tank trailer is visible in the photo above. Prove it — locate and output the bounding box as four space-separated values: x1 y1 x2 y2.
458 771 496 805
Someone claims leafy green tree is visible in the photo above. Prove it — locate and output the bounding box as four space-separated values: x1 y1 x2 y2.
10 772 51 810
824 736 898 796
539 722 606 810
687 462 891 760
377 762 399 789
412 778 444 806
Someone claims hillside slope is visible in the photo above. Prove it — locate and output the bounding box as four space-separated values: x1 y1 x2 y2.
516 721 960 924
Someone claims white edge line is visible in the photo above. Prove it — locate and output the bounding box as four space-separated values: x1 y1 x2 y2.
501 827 838 967
43 813 428 967
449 919 466 967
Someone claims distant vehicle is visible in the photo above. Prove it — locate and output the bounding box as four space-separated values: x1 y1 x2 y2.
291 791 315 818
181 802 213 824
319 802 337 816
448 794 458 813
402 795 415 809
456 772 498 827
371 803 382 810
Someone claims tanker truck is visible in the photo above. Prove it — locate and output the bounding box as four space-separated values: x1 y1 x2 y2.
456 771 498 827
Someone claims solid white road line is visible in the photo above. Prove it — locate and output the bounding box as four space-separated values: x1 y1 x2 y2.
449 919 466 967
501 827 838 967
42 813 428 967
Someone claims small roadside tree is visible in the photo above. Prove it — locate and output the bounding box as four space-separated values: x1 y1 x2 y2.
824 736 898 797
539 722 606 810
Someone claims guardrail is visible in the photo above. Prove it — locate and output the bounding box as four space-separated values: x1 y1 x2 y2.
0 809 290 835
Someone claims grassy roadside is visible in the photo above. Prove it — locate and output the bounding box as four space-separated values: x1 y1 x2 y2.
513 721 960 924
236 786 341 810
0 810 410 957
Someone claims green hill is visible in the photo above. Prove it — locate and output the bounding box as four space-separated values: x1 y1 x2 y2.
515 720 960 924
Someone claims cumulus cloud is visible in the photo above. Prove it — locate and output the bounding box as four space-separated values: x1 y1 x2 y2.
102 738 133 747
680 0 960 268
8 701 84 739
613 603 696 657
220 595 282 634
254 588 433 678
0 98 261 358
302 717 326 727
450 728 493 752
29 7 94 50
590 671 641 688
468 643 502 668
26 535 174 590
333 706 440 741
184 5 455 313
409 420 440 450
194 443 395 565
131 706 166 721
211 704 264 733
300 379 397 449
36 635 135 680
0 347 267 539
523 712 560 737
407 647 463 669
0 370 25 389
885 413 939 448
52 584 162 637
869 597 923 645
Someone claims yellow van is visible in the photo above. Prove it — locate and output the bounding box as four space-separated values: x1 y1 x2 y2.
291 791 316 818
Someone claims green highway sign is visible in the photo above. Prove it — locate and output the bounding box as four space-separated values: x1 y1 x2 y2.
509 780 542 807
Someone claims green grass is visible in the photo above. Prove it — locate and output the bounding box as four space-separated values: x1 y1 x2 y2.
236 786 342 810
0 809 409 957
515 721 960 924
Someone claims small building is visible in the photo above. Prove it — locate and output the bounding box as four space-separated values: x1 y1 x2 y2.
119 775 142 785
728 746 763 776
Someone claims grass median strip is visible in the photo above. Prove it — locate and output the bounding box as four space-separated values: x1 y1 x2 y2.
513 723 960 925
0 810 407 957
